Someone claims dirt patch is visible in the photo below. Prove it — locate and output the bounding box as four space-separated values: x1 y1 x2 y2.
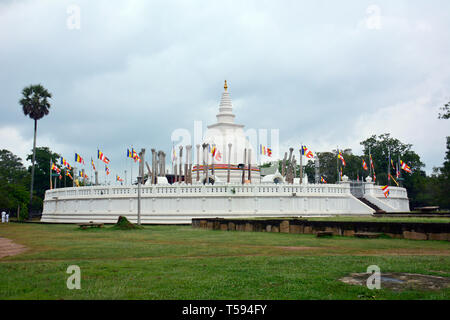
276 246 318 251
0 237 28 259
340 272 450 291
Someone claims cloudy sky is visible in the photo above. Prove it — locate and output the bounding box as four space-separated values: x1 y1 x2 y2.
1 0 449 182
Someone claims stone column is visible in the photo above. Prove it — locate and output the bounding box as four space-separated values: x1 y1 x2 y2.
314 156 320 184
292 156 297 180
161 151 165 176
227 143 232 184
185 145 190 184
186 145 192 184
282 152 287 177
287 148 294 183
151 149 156 184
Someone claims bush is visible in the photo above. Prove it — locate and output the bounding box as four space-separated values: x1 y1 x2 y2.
112 216 141 230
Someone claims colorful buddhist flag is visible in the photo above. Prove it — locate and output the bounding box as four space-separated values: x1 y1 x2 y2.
391 159 396 170
98 150 110 164
400 160 412 173
301 146 314 158
127 149 133 159
51 163 61 174
75 153 85 164
260 145 272 157
338 150 346 166
362 159 368 171
105 166 110 175
116 175 123 182
91 158 96 171
132 148 140 162
320 176 327 184
370 154 375 170
66 171 73 180
215 150 222 161
60 157 71 169
381 185 390 198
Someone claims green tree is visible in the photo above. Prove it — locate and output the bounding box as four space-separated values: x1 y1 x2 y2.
0 149 30 219
438 101 450 119
20 84 52 218
360 133 425 208
26 147 60 211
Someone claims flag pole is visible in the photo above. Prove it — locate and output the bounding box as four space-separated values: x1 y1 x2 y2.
49 158 52 190
336 146 339 183
300 145 303 184
388 147 391 186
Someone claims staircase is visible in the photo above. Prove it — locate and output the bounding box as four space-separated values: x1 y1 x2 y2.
357 197 386 214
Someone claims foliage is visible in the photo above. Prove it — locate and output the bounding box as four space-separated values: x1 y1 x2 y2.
24 147 60 211
112 216 141 230
438 101 450 119
0 150 30 218
20 84 52 121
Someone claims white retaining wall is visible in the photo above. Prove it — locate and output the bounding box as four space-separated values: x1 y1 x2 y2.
41 183 377 224
363 183 410 212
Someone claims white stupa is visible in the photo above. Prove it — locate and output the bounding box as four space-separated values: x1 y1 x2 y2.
193 81 260 183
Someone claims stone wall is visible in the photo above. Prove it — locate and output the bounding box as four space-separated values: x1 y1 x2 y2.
192 218 450 241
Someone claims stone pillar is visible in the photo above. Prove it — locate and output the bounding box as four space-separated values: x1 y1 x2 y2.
161 152 166 176
227 143 232 184
185 145 190 184
314 156 320 184
292 156 297 180
151 149 156 184
186 145 192 184
282 152 287 177
287 148 294 183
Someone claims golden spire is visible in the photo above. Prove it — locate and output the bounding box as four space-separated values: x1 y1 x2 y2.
224 80 228 91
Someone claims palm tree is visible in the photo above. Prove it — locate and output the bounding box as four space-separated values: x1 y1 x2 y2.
20 84 52 219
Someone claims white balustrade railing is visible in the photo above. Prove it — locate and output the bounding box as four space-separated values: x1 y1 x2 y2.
44 182 352 200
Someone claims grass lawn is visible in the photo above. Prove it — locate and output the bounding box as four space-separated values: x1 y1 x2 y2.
0 223 449 300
